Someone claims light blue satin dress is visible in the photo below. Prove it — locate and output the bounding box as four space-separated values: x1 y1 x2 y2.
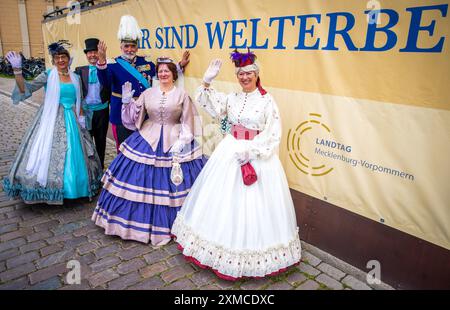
59 82 89 198
4 70 103 205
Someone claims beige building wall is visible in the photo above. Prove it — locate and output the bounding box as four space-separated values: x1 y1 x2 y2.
0 0 23 55
0 0 107 57
54 0 70 9
26 0 50 57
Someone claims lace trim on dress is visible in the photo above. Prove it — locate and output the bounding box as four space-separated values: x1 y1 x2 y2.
172 215 302 279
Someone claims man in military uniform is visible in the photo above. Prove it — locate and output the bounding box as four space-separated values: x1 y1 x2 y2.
96 15 190 151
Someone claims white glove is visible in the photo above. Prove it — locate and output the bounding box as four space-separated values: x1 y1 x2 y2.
234 151 250 165
6 51 22 69
170 140 185 154
203 59 222 84
122 81 135 104
78 115 86 129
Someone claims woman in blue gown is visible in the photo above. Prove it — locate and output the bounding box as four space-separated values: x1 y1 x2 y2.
2 41 102 204
92 59 206 246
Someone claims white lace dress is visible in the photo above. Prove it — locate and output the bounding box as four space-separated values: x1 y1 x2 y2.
171 86 301 280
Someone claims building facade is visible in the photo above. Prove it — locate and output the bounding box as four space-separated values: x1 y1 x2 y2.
0 0 108 58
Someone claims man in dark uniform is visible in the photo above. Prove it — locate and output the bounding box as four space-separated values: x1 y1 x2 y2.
96 15 190 151
75 38 110 168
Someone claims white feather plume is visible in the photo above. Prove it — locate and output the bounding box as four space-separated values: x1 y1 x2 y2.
117 15 142 41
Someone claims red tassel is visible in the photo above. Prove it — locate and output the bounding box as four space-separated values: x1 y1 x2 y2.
256 76 267 95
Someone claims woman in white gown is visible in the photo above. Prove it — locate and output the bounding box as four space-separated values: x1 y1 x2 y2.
172 50 301 280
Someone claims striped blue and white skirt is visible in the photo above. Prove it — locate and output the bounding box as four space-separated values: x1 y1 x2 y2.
92 129 206 245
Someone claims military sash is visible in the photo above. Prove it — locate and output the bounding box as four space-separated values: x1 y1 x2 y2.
116 58 151 89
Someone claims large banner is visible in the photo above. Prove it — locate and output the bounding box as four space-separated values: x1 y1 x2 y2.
42 0 450 249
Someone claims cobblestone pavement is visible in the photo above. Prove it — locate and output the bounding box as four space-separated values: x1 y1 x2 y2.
0 79 393 290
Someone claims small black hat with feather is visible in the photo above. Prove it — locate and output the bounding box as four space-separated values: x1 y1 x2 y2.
47 40 72 56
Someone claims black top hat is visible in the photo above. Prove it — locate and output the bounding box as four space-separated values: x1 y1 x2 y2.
84 38 99 53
